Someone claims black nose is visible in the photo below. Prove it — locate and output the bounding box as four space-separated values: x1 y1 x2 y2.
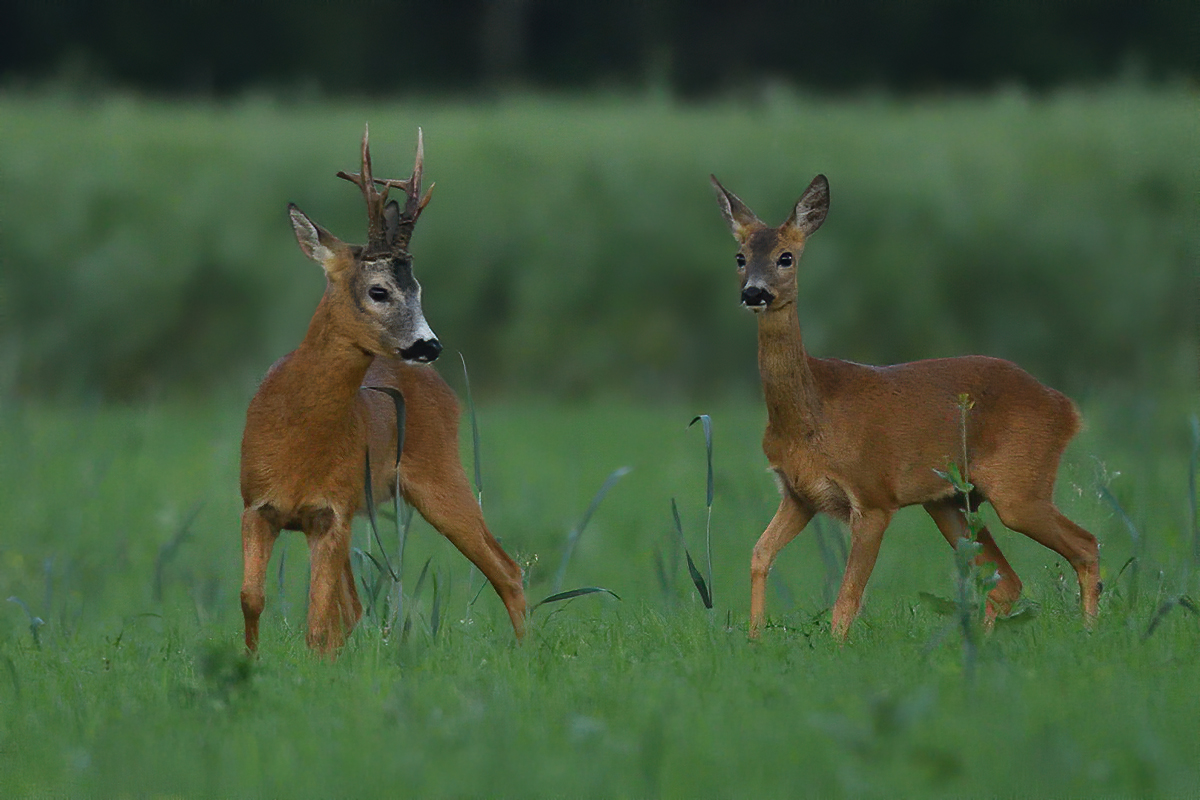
741 286 774 307
400 338 442 363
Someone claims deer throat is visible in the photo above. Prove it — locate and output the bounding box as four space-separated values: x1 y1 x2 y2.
756 308 823 442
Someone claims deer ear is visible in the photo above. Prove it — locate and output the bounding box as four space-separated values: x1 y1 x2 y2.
289 204 345 271
785 175 829 236
711 175 763 241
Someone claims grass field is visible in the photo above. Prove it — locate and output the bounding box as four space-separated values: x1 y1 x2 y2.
0 84 1196 795
1 392 1197 796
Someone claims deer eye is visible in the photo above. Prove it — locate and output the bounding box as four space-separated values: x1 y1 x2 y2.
368 286 390 302
735 253 746 269
778 252 794 268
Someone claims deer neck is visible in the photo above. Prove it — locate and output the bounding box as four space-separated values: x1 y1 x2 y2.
285 294 374 428
756 305 823 437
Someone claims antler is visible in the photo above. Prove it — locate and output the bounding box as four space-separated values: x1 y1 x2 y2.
337 125 434 254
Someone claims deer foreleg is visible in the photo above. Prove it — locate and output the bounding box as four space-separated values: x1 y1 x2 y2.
831 508 893 640
749 495 813 639
241 508 280 653
305 514 356 654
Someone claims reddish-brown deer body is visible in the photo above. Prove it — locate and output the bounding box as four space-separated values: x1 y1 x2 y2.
240 128 526 653
712 174 1100 639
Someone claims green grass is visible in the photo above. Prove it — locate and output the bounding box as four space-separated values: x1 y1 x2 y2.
1 395 1197 796
0 85 1195 795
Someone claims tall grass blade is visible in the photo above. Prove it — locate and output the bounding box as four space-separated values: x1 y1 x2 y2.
361 447 399 581
653 548 670 596
3 655 18 704
1189 415 1199 565
153 501 204 602
532 587 621 612
813 517 847 607
6 597 44 647
365 386 407 472
403 556 434 641
275 539 290 621
454 355 484 620
411 557 433 603
458 354 484 509
42 557 53 624
689 414 715 606
364 386 407 623
352 547 388 618
1097 482 1142 606
393 500 416 632
1145 595 1199 639
430 571 443 640
688 415 714 508
551 466 632 593
671 498 712 609
367 383 415 632
917 591 958 616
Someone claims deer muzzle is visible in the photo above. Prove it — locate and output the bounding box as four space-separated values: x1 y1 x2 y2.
400 337 443 363
741 285 775 309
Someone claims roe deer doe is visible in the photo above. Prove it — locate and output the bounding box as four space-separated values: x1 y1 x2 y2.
240 127 526 653
710 173 1100 639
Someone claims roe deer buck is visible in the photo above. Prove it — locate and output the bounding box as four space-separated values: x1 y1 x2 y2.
710 173 1100 640
240 127 526 653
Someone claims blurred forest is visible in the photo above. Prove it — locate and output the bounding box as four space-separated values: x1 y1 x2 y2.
4 0 1196 95
0 2 1195 403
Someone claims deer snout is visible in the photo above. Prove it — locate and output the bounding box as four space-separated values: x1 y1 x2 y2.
400 337 443 363
741 285 775 309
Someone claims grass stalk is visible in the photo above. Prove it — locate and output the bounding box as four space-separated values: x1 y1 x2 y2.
670 498 712 609
1190 415 1199 567
551 466 631 593
688 415 715 609
153 501 204 603
458 353 483 620
931 394 999 683
6 597 44 648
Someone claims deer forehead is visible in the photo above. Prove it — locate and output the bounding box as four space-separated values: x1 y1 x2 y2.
359 255 419 292
743 227 806 262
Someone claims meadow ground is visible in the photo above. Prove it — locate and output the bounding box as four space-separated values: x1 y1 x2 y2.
1 394 1197 797
0 85 1195 796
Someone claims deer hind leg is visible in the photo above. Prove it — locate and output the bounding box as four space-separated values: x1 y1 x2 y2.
404 469 527 639
831 508 893 641
989 494 1099 623
749 494 813 639
241 508 281 653
304 512 356 654
924 499 1023 623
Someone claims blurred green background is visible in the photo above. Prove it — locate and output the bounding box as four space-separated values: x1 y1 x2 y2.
0 1 1195 405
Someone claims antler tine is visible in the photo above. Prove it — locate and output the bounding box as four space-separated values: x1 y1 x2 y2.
336 127 432 252
336 124 391 245
406 127 424 217
364 128 431 213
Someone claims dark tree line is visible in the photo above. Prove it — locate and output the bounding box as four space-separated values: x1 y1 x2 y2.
3 0 1195 95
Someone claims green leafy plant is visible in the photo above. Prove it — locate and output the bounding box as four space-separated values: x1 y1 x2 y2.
930 394 999 682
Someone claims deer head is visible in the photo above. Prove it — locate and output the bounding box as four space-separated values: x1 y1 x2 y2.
289 125 441 362
711 174 829 312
